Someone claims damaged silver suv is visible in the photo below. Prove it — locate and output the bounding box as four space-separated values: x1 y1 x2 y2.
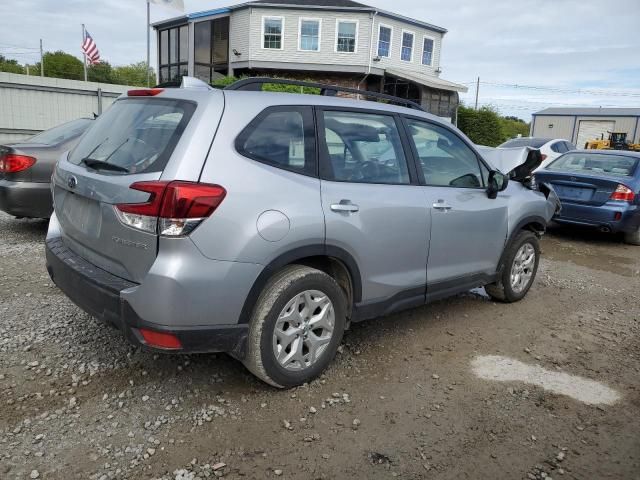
46 77 559 387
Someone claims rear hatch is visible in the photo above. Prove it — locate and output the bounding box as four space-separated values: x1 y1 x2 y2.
52 90 222 283
535 152 639 206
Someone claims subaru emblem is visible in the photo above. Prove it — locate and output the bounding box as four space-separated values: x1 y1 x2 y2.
68 175 78 189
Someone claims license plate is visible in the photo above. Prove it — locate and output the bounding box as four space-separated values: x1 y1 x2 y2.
61 194 101 236
554 185 593 201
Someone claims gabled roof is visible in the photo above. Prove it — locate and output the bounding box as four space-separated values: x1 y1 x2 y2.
152 0 447 34
533 107 640 116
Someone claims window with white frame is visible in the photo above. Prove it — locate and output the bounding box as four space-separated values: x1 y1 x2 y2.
299 19 320 51
422 37 434 65
263 17 283 49
377 25 391 57
336 21 357 52
401 31 414 61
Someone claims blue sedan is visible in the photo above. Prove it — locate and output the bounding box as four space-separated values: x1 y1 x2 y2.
534 150 640 245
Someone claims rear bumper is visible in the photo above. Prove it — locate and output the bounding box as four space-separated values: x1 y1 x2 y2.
554 201 640 233
0 179 52 218
45 236 248 357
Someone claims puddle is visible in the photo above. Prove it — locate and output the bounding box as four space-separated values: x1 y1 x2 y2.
471 355 620 406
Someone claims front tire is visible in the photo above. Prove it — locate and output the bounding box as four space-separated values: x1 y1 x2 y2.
485 231 540 303
243 265 347 388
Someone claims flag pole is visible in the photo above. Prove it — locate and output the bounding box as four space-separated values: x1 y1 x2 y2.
146 0 151 87
82 24 88 82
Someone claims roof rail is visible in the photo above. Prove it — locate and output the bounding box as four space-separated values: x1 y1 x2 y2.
224 77 426 112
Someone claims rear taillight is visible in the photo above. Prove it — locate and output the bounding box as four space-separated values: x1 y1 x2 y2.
0 154 36 173
114 181 226 236
127 88 164 96
610 184 635 203
540 154 547 161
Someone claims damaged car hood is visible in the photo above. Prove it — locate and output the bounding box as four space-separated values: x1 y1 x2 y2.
477 146 543 180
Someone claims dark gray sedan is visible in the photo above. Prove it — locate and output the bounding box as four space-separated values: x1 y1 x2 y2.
0 118 92 218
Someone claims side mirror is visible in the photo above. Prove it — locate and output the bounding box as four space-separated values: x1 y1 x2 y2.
487 170 508 199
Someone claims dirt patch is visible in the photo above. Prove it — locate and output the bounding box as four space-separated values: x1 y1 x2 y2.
1 212 639 479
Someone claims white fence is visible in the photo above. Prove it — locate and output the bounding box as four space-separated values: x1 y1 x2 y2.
0 72 134 143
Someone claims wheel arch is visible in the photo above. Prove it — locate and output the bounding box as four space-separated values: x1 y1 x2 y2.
497 215 547 273
238 245 361 325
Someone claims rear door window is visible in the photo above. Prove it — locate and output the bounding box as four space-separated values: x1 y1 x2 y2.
68 98 195 174
236 106 316 176
319 110 411 185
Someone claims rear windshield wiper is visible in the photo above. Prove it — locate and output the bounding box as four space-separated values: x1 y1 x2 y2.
81 158 130 173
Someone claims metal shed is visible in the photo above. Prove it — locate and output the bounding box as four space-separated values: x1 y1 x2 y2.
531 108 640 148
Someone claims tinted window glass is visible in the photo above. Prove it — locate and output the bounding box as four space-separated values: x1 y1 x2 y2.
406 118 484 188
547 153 638 177
550 141 567 153
564 141 576 151
68 99 195 174
322 111 410 184
237 107 315 176
27 119 92 145
499 138 549 148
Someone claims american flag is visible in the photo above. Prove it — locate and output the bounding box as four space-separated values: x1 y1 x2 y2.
81 30 100 65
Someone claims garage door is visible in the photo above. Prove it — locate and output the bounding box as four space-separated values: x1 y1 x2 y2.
576 120 615 148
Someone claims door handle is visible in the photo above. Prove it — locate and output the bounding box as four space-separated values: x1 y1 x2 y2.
432 200 452 211
330 200 359 213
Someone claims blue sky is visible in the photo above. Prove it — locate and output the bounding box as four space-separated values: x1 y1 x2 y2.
1 0 639 120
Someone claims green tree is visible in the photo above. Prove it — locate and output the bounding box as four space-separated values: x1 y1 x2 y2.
457 106 503 147
498 116 530 143
87 61 114 84
33 51 84 80
113 61 156 87
211 75 320 94
0 54 25 74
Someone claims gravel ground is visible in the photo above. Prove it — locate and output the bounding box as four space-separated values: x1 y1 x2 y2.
0 211 639 480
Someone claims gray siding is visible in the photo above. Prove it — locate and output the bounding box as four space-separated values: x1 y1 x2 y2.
241 7 372 67
372 16 443 76
0 73 130 143
531 115 575 141
227 7 444 75
532 114 640 144
229 9 251 71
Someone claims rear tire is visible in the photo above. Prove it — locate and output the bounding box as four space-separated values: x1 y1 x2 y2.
243 265 347 388
485 231 540 303
624 227 640 246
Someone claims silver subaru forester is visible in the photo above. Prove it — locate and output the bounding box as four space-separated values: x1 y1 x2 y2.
46 77 559 387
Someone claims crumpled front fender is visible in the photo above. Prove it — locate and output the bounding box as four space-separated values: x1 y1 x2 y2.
538 182 561 221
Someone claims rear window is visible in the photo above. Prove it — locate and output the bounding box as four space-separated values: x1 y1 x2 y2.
68 98 195 174
547 153 639 177
27 118 92 145
499 138 548 148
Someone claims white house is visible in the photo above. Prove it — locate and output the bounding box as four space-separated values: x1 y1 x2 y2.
153 0 467 118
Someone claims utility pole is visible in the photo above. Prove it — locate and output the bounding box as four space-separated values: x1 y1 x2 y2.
146 0 151 86
39 39 43 76
474 76 480 110
82 24 88 82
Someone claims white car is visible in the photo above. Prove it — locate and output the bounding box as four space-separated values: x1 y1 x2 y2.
498 137 575 170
